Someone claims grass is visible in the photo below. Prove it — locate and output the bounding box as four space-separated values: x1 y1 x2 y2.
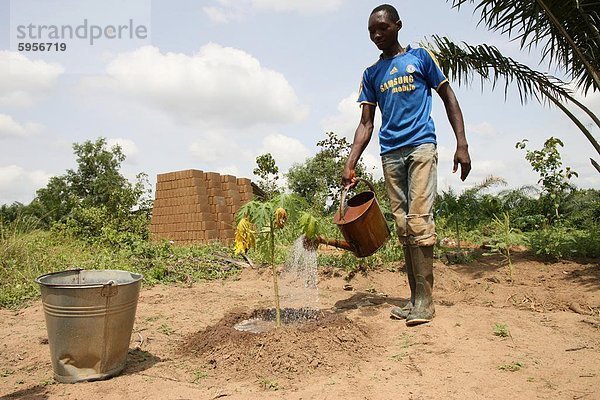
259 378 280 391
157 323 174 336
493 323 510 338
192 369 208 383
0 228 242 309
498 361 524 372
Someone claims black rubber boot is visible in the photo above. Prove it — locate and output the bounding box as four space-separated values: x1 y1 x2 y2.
391 246 415 320
406 245 435 326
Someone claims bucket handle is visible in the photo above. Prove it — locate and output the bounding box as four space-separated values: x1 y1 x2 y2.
339 178 377 222
101 280 118 297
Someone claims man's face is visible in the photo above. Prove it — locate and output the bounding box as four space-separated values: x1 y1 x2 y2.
368 10 400 51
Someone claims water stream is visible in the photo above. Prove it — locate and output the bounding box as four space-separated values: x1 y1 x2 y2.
234 236 320 333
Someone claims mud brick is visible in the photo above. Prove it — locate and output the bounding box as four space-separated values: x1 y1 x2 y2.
240 193 253 202
193 212 216 222
205 229 218 240
212 196 227 206
217 212 234 223
202 220 218 230
218 220 235 231
221 182 237 191
237 177 251 186
190 169 204 178
157 172 173 182
192 203 212 213
238 185 252 194
193 231 205 240
215 204 229 214
208 188 224 197
218 229 235 240
220 174 237 183
180 194 210 205
205 172 221 182
210 204 217 213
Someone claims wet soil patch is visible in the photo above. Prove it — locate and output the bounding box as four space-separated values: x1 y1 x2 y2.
181 308 374 379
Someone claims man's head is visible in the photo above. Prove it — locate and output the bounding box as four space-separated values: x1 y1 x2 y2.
368 4 402 52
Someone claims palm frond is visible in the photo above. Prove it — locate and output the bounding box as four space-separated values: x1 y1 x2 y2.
426 35 572 104
449 0 600 94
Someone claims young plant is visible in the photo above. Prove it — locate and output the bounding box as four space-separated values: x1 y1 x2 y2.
493 323 510 338
235 194 306 327
485 212 522 282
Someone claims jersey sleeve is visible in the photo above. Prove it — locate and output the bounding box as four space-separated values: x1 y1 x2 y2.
421 48 448 91
357 68 377 106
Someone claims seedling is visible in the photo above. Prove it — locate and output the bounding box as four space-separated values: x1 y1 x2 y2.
391 352 407 361
493 323 510 338
157 323 174 336
259 378 280 391
192 370 208 383
498 361 524 372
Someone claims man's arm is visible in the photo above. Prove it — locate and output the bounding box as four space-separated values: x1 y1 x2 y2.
342 104 376 187
437 82 471 181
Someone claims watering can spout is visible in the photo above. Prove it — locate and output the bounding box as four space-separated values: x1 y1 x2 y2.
312 235 355 253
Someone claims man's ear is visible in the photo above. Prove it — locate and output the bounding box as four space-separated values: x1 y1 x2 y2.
397 20 402 31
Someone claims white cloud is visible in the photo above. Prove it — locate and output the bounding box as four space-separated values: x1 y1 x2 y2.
190 132 254 165
0 114 44 137
0 165 53 204
0 51 64 107
321 92 361 140
84 44 308 129
106 138 139 164
467 121 499 137
259 133 310 168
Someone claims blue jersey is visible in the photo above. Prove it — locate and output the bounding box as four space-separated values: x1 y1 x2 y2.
357 45 448 155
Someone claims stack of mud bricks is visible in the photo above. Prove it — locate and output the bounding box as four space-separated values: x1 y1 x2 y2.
150 169 253 245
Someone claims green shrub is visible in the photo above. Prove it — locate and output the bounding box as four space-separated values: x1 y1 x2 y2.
527 226 600 260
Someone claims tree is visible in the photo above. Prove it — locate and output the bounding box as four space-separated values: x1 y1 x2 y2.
253 153 280 200
33 138 151 239
427 0 600 171
287 132 371 213
516 137 578 220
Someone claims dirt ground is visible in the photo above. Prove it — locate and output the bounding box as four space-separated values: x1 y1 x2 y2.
1 250 599 400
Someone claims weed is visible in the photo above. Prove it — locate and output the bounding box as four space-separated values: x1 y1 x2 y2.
493 323 510 338
192 370 208 383
1 369 14 377
259 378 280 391
400 333 413 349
157 323 174 336
498 361 524 372
391 352 407 361
145 315 161 323
484 213 522 281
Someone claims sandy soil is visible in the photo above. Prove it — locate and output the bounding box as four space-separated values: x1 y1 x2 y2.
1 250 599 400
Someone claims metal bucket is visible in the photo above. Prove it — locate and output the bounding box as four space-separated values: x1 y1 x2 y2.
35 269 143 383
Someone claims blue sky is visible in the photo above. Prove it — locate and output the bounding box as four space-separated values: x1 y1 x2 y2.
0 0 598 205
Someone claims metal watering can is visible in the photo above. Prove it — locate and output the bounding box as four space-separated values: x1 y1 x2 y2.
314 179 390 258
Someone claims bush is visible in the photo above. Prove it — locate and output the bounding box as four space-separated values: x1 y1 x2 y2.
527 226 600 260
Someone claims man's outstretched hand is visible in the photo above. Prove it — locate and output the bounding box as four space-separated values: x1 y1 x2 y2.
453 145 471 181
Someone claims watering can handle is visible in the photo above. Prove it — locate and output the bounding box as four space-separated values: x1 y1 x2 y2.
339 178 377 221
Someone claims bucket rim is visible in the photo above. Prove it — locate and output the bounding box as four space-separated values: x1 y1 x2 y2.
35 268 143 288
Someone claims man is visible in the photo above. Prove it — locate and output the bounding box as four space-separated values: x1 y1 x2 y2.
342 4 471 326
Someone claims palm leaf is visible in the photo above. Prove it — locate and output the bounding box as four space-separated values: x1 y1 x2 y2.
426 35 571 104
449 0 600 94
